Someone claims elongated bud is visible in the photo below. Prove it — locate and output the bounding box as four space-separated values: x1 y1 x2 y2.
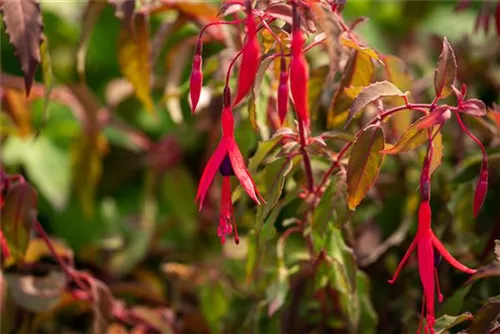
233 4 261 106
473 155 488 217
277 57 289 125
290 9 310 125
190 40 203 114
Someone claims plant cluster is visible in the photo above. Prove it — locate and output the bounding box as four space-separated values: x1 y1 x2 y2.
1 0 499 333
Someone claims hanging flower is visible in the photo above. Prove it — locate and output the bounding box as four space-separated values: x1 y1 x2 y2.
233 3 261 106
388 201 476 334
195 87 263 244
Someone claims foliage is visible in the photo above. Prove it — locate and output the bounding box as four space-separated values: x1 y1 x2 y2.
1 0 500 333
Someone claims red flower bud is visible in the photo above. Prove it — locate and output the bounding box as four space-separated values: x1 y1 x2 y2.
190 41 203 114
290 29 310 125
277 57 289 125
473 156 488 217
234 8 261 106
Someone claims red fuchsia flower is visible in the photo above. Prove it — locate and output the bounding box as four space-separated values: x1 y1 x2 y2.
389 201 477 334
277 56 289 125
233 3 261 106
195 87 263 244
189 40 203 114
390 155 476 333
289 7 310 126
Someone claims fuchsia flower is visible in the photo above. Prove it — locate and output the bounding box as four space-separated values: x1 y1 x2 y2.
195 87 263 244
389 154 476 333
233 4 261 106
289 8 310 126
189 40 203 114
389 201 477 334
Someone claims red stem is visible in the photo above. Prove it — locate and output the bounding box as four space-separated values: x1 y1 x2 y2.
454 111 487 156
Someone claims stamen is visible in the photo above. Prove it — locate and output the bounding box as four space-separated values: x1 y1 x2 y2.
434 268 443 302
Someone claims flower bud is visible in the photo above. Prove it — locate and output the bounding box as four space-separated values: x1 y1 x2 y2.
189 40 203 114
277 58 289 125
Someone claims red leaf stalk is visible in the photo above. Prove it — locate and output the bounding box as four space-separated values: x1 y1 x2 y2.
454 111 489 217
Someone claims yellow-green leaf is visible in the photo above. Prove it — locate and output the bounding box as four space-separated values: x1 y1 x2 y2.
339 32 380 61
382 118 435 155
117 12 154 114
328 51 373 128
346 125 385 210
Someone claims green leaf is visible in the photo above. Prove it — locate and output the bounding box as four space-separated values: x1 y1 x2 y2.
108 170 157 276
467 295 500 334
434 313 473 334
266 265 289 317
2 135 71 210
248 136 281 173
258 157 294 222
76 0 107 80
71 132 106 218
0 183 36 263
199 281 228 333
434 37 457 99
356 271 378 334
347 81 407 126
346 125 385 210
438 286 471 317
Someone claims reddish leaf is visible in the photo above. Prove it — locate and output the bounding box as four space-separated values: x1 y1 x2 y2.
1 0 43 96
346 125 385 210
461 99 486 117
0 182 37 263
434 37 457 99
473 157 488 217
416 106 451 130
265 3 293 25
347 81 407 125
